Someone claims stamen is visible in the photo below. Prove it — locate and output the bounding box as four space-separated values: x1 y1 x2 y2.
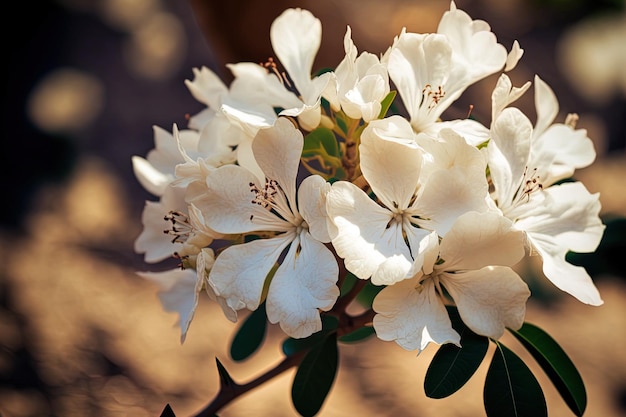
250 180 280 208
173 252 189 270
260 57 298 95
516 166 544 204
565 113 579 129
163 211 194 244
421 84 446 110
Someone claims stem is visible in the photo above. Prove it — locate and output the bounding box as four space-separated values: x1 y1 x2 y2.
193 350 307 417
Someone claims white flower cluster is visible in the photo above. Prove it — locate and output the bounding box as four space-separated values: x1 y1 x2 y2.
132 2 604 351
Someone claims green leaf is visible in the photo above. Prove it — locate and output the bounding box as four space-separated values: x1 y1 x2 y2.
282 315 339 356
377 90 397 119
509 323 587 416
484 341 547 417
302 127 341 161
424 307 489 398
355 280 384 308
338 326 375 343
339 272 358 297
160 404 176 417
292 333 339 417
230 302 267 362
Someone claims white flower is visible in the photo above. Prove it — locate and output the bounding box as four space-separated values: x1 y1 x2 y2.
326 26 390 122
487 77 604 305
194 118 339 338
385 1 507 134
138 268 200 343
138 248 235 343
373 212 529 352
182 66 280 184
134 180 222 264
269 8 335 130
131 125 200 196
326 116 493 286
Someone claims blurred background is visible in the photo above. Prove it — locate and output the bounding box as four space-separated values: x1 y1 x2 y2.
1 0 625 416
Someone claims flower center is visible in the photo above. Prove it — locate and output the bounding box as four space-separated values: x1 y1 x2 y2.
513 166 544 207
421 84 446 111
163 210 194 244
249 178 296 224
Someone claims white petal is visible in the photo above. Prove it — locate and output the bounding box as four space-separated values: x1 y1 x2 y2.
387 33 454 129
488 107 533 207
200 164 292 234
443 266 530 339
326 181 412 283
437 4 507 80
209 236 293 312
529 124 596 186
517 182 604 253
228 62 302 109
533 75 559 138
198 249 238 323
413 164 491 237
298 175 332 243
252 117 302 210
270 8 321 96
490 73 531 122
138 268 200 343
373 277 460 352
429 119 490 147
184 66 228 109
150 125 190 172
504 40 524 72
132 156 173 197
360 118 423 210
266 233 339 338
438 212 525 271
134 187 186 263
529 233 603 306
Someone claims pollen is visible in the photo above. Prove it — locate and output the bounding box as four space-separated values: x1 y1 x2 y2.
422 84 446 110
518 167 544 203
250 179 280 209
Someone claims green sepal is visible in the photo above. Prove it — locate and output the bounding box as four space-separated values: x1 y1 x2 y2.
484 341 547 417
229 302 267 362
338 326 375 343
291 332 339 417
377 90 397 119
424 306 489 398
509 323 587 416
282 315 339 356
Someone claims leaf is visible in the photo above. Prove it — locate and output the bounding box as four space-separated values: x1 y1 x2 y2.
292 333 339 417
339 272 358 297
424 307 489 398
377 90 397 119
355 280 384 308
160 404 176 417
338 326 375 343
282 315 339 356
302 127 341 161
230 302 268 362
509 322 587 416
484 341 547 417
